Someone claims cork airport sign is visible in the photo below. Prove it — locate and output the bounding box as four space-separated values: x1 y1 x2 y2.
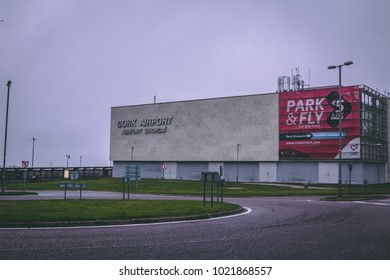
118 117 173 136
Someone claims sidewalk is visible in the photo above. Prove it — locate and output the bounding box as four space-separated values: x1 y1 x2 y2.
0 190 201 201
243 182 331 190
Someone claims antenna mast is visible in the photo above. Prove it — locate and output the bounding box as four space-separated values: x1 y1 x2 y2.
277 66 311 92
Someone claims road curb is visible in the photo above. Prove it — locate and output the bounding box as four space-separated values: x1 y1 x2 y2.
0 206 245 229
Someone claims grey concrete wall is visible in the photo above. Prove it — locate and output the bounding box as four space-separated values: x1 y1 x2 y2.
110 93 279 162
388 100 390 183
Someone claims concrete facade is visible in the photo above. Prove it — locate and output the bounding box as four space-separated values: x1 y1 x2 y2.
110 93 279 163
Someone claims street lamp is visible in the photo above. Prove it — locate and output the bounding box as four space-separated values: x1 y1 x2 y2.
66 155 70 167
30 137 37 168
327 61 353 197
236 144 240 182
2 80 12 193
131 147 134 161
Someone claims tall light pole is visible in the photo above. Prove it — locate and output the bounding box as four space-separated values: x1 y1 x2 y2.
131 147 134 161
327 61 353 197
2 80 12 193
30 137 37 168
236 144 240 182
66 155 70 167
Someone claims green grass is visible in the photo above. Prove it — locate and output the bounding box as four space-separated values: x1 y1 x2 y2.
2 177 340 196
4 178 390 198
0 200 241 227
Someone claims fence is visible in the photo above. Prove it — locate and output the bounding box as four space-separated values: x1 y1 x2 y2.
1 167 112 182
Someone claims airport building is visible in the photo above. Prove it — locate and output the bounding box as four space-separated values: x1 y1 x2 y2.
110 84 388 184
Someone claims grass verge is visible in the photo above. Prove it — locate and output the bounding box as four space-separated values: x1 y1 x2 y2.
0 200 242 228
2 178 341 196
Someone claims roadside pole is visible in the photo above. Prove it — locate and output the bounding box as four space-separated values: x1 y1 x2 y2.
22 161 29 192
161 163 168 192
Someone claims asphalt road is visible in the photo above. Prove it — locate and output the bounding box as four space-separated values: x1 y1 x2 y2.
0 192 390 260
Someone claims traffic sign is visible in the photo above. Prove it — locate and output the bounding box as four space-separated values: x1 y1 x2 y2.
22 161 29 168
161 163 168 170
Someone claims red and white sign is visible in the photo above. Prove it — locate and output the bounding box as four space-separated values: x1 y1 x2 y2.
22 161 29 168
279 86 361 159
161 163 168 170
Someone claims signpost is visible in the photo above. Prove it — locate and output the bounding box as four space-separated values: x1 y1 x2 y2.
161 162 168 191
122 164 141 200
59 171 85 200
60 181 85 200
161 162 168 170
201 172 224 207
22 161 29 191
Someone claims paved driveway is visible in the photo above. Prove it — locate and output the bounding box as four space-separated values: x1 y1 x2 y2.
1 194 390 259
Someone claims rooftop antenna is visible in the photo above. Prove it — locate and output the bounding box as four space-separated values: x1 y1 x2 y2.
277 66 310 92
291 67 300 91
277 76 291 92
291 66 310 90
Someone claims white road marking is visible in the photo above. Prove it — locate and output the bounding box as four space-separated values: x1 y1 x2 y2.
0 207 252 231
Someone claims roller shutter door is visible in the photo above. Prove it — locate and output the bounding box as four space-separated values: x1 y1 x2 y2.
224 162 259 182
277 162 318 183
137 162 163 179
177 162 208 180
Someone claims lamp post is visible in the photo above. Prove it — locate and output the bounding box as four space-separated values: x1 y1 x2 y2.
131 147 134 161
66 155 70 167
30 137 37 168
327 61 353 197
1 81 12 193
236 144 240 182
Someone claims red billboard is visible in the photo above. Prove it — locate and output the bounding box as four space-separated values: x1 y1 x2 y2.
279 86 360 159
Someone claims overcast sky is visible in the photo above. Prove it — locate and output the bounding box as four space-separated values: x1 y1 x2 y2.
0 0 389 168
